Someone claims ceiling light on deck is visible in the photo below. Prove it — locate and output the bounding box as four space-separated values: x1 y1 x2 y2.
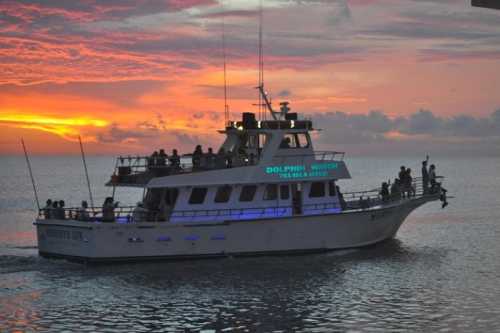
237 125 244 131
258 121 262 129
291 120 295 128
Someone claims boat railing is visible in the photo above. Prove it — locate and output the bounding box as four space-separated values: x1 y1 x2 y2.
38 176 445 221
272 151 345 163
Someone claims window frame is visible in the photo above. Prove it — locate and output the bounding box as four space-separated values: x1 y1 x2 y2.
188 187 208 204
239 185 258 202
280 184 290 200
309 182 326 198
263 184 278 201
214 185 232 203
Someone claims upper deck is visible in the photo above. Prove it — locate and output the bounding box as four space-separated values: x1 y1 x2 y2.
107 110 350 188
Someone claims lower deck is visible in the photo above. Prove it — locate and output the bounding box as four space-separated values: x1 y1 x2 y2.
35 195 439 262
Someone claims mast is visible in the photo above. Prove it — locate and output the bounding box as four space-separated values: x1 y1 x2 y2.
222 1 230 126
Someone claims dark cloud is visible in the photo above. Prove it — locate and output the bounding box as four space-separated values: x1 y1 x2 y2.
314 109 500 145
97 123 159 143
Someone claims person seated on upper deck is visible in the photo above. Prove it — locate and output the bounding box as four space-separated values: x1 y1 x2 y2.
148 151 158 169
390 178 401 200
192 145 203 170
216 148 227 168
226 149 234 168
205 147 216 169
280 137 291 149
102 197 118 222
157 149 167 167
43 199 52 219
169 149 181 171
132 202 147 222
76 200 90 221
380 182 390 203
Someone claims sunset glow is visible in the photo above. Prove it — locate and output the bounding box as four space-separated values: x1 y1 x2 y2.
0 0 499 155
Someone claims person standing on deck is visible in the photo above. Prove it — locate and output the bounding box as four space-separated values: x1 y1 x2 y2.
43 199 52 219
102 197 118 222
422 155 429 194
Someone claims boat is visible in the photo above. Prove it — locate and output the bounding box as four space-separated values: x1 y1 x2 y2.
33 96 448 262
32 9 448 263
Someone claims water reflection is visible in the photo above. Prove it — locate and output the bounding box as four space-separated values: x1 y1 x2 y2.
1 240 466 332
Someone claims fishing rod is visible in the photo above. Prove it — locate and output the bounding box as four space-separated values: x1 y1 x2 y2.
21 138 41 212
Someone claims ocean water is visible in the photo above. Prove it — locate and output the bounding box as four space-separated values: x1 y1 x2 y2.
1 155 499 332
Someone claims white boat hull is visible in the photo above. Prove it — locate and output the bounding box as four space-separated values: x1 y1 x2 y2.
35 197 435 262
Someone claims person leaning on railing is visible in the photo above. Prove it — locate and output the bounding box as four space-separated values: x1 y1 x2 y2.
76 200 90 221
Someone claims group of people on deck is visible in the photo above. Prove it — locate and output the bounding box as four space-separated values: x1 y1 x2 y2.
42 197 121 222
377 156 448 208
146 145 255 173
42 199 67 219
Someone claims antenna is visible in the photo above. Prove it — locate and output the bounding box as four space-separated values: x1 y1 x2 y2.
222 1 230 126
258 0 264 120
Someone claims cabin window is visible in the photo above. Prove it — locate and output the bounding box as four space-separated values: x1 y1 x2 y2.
215 185 232 203
296 133 310 148
309 182 325 198
280 185 290 200
189 187 208 204
239 185 257 202
279 133 310 149
328 181 336 197
259 134 269 149
264 184 278 201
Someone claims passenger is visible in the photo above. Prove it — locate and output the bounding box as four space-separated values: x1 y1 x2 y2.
336 186 347 210
359 196 370 209
156 199 168 222
169 149 181 171
398 166 407 198
43 199 52 219
406 168 415 197
390 178 401 200
102 197 118 222
157 149 167 167
380 182 390 203
76 200 90 221
429 164 448 208
217 148 227 168
249 153 256 165
225 149 233 168
58 200 66 219
422 156 429 194
50 201 58 219
280 137 291 148
132 202 147 222
192 145 203 170
148 151 158 169
206 147 216 169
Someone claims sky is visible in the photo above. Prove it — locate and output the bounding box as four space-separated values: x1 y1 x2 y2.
0 0 499 156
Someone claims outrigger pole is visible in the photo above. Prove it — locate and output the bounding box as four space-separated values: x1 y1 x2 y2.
21 138 40 211
78 135 95 209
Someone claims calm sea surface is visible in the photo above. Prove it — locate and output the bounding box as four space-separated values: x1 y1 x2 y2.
1 155 499 332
